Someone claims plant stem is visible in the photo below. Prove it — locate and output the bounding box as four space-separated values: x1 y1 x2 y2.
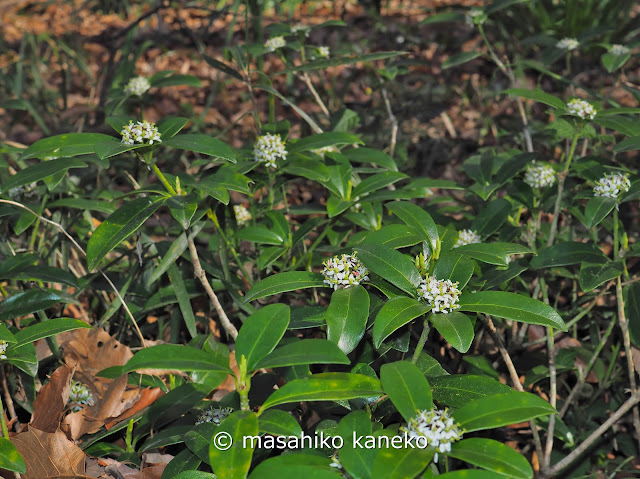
547 132 579 247
151 162 177 196
206 209 252 285
539 279 556 469
0 373 9 438
411 319 430 364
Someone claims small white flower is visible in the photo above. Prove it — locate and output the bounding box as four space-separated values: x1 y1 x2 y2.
0 341 7 360
416 275 461 313
524 164 556 189
594 172 631 198
124 76 151 96
311 145 337 157
566 98 597 120
196 406 233 426
610 44 630 56
253 133 287 168
264 36 286 52
453 229 481 248
121 120 162 145
291 23 310 36
68 380 94 412
8 182 38 202
556 38 579 51
322 253 369 290
465 8 485 26
317 46 330 58
234 204 251 226
329 454 343 469
402 408 463 463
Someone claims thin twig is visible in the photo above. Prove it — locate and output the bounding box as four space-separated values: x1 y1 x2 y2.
301 72 330 118
1 367 17 425
186 229 238 340
380 86 398 158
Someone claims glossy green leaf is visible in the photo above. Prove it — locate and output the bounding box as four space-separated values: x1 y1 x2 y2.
250 461 339 478
455 243 509 266
614 135 640 153
421 11 465 24
602 52 631 73
258 409 302 437
449 438 533 478
86 196 167 271
355 243 420 295
430 375 513 408
362 225 423 249
276 51 406 75
200 166 252 195
432 252 474 290
530 242 608 269
0 437 26 473
443 51 483 69
438 471 503 479
48 198 115 214
371 440 433 479
163 134 236 162
152 74 202 88
157 116 189 139
326 285 369 354
453 391 556 432
185 422 216 464
19 133 114 160
386 201 438 254
343 147 398 171
260 373 383 411
245 272 328 302
94 140 148 160
430 312 474 353
11 318 91 349
282 158 331 182
210 411 258 479
164 451 204 478
0 324 17 345
289 132 362 153
579 261 624 292
337 410 375 478
502 88 565 110
352 172 408 198
235 226 283 245
167 263 197 338
255 339 350 369
584 197 617 228
0 157 87 193
472 198 511 237
381 361 433 422
0 289 71 322
121 344 231 374
373 297 431 348
236 304 289 371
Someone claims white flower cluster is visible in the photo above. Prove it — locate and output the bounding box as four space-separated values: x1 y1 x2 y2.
0 341 7 360
196 406 234 426
253 133 287 168
610 44 630 56
265 36 286 52
465 8 485 26
454 229 481 248
317 46 330 58
312 145 337 157
594 172 631 198
234 204 251 226
416 276 461 313
556 38 579 50
123 76 151 96
566 98 596 120
8 182 38 203
121 120 162 145
68 380 94 412
322 253 369 290
524 164 556 189
403 409 463 463
291 24 310 36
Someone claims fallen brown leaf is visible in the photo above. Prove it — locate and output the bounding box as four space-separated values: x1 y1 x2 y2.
105 387 165 430
11 427 85 479
60 327 133 377
101 458 166 479
30 364 73 433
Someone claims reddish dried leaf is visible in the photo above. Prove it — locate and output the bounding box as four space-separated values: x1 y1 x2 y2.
101 458 166 479
105 387 165 430
30 364 73 433
60 327 133 376
11 427 85 479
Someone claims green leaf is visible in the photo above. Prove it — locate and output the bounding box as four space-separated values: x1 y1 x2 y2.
352 172 408 198
614 136 640 153
442 51 483 69
0 157 87 193
579 261 624 292
202 54 243 81
455 243 509 266
256 339 349 370
163 134 236 162
235 226 283 245
381 361 433 422
121 344 231 374
167 263 197 338
502 88 565 110
472 198 512 237
432 252 474 290
245 272 328 302
288 132 363 153
210 411 258 479
373 297 431 348
421 11 465 24
165 452 205 478
386 201 438 254
86 196 167 271
0 437 26 473
94 140 148 159
19 133 114 160
200 166 252 195
486 0 529 14
437 471 507 479
250 461 339 478
343 147 398 171
282 158 331 182
326 285 370 354
0 289 71 322
458 291 566 330
236 304 289 372
185 423 216 464
48 198 115 214
337 410 374 479
10 318 91 349
0 324 17 345
157 116 189 139
355 243 420 295
260 373 383 411
152 74 202 88
530 242 608 269
453 391 556 432
430 312 474 353
276 51 406 75
362 225 424 249
449 438 533 478
0 265 77 289
430 375 513 408
372 441 433 479
601 52 630 73
258 410 302 437
584 197 617 228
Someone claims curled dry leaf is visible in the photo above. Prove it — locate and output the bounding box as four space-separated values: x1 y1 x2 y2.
105 387 165 430
30 364 73 433
60 327 133 376
11 427 85 479
101 458 166 479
